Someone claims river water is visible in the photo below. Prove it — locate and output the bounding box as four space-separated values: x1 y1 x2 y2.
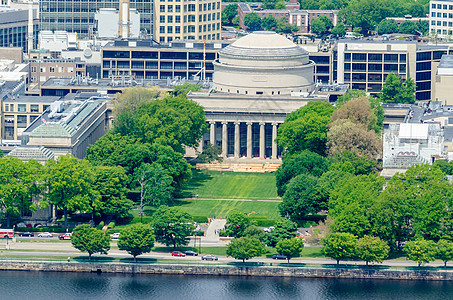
2 270 452 300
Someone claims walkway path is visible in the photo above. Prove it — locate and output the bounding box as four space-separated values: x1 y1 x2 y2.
180 198 281 202
204 219 227 241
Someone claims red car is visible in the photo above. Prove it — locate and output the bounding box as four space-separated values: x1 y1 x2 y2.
171 251 186 257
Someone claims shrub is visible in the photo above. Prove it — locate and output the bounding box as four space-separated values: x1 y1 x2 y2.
130 216 153 224
192 215 209 223
219 230 228 237
96 221 105 230
107 221 115 229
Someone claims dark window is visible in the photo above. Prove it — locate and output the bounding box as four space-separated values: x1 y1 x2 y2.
416 61 431 71
132 51 158 59
384 54 398 62
416 81 431 91
434 51 447 60
352 53 366 61
416 52 431 61
384 64 398 72
416 71 431 81
344 53 351 61
368 54 382 62
103 51 130 58
368 64 382 71
352 63 366 71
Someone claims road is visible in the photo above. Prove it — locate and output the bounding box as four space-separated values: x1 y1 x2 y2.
1 239 451 269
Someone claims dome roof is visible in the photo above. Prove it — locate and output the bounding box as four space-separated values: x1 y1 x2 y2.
231 31 296 49
220 31 308 60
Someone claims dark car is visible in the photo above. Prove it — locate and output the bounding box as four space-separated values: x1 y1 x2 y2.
19 232 34 237
201 255 218 261
184 250 198 256
272 254 287 260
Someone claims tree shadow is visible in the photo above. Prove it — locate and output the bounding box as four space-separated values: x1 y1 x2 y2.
72 256 116 263
118 257 158 264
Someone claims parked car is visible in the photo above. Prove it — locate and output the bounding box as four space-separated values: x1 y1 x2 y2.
171 251 186 257
37 232 53 238
184 250 198 256
110 233 121 240
201 255 218 261
272 254 287 260
59 233 72 240
18 232 34 237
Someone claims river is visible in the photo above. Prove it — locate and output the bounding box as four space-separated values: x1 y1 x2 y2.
1 270 452 300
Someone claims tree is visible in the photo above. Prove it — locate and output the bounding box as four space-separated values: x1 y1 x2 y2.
340 0 394 35
376 19 398 34
416 20 429 35
226 237 265 262
226 210 251 237
331 96 379 134
318 15 333 31
275 150 329 196
275 17 299 34
380 73 415 104
265 219 298 247
277 101 335 156
45 154 95 230
329 150 378 175
172 83 201 97
279 173 320 220
436 239 453 268
152 206 195 248
434 160 453 175
322 232 358 265
310 18 327 34
315 169 353 208
118 223 155 262
398 20 418 35
276 237 304 263
404 240 437 267
262 15 278 31
331 22 346 36
197 143 223 163
71 224 111 262
222 4 238 25
275 0 286 9
244 12 262 30
356 235 390 265
243 225 266 242
92 166 133 219
134 163 174 217
112 86 168 118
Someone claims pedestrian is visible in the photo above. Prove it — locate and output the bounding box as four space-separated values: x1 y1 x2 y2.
196 194 199 199
67 257 70 263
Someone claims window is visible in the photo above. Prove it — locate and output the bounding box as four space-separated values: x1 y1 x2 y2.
30 104 39 113
4 104 8 111
160 5 165 12
160 26 165 33
432 20 436 25
43 105 49 111
176 16 180 23
160 15 165 23
18 104 26 112
438 12 442 18
450 13 453 18
168 16 173 23
168 26 173 33
444 13 448 18
438 4 442 9
175 26 180 33
432 3 436 8
168 5 173 12
176 5 180 12
450 5 453 10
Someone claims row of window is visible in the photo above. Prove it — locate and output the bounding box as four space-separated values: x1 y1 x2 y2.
431 3 453 10
103 60 215 70
431 12 453 18
159 33 219 42
343 72 405 82
3 104 49 113
431 20 453 27
344 53 406 62
159 2 219 12
159 12 220 23
159 23 219 34
344 63 406 73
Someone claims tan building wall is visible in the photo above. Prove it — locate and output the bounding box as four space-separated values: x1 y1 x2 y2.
434 73 453 105
153 0 221 43
29 60 86 85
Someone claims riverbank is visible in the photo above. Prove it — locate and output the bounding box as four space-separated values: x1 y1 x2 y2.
1 261 452 281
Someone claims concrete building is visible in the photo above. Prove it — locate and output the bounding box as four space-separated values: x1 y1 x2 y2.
39 0 153 39
29 58 87 87
429 0 453 38
153 0 221 43
95 7 140 38
335 40 452 100
0 7 38 52
434 54 453 104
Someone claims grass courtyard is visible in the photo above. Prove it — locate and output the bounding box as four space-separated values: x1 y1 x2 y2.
179 170 280 200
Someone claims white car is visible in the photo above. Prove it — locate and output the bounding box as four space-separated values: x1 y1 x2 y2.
110 232 121 239
38 232 53 238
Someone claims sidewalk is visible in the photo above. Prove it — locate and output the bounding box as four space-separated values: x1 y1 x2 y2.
204 219 227 241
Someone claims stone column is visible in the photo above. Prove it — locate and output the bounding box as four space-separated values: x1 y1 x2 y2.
222 121 228 158
272 122 278 159
246 122 252 158
209 121 215 146
234 122 240 158
259 122 265 159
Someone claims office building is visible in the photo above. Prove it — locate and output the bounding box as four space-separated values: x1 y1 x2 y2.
429 0 453 38
29 58 87 87
0 7 38 52
434 54 453 104
153 0 221 43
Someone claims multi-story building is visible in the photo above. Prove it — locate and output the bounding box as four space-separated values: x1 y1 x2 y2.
0 7 38 52
39 0 153 39
429 0 453 38
29 58 87 86
101 39 227 80
335 40 452 100
288 10 338 33
153 0 221 43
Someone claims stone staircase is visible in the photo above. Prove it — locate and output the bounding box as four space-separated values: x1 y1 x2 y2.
196 163 281 173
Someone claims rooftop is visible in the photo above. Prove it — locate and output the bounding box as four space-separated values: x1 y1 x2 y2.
438 55 453 75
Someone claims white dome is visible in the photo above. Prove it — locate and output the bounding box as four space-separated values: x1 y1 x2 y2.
231 31 297 49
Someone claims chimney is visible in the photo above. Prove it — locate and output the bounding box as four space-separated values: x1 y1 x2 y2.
28 0 34 53
118 0 130 39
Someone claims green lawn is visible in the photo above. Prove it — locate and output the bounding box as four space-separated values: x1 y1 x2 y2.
179 170 280 200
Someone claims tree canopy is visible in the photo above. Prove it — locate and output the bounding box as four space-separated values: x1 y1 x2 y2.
117 223 155 261
222 4 238 25
322 232 358 265
71 224 111 261
244 12 262 30
404 239 437 266
276 237 305 263
380 73 415 104
226 237 265 262
265 219 298 247
355 235 390 265
152 206 195 248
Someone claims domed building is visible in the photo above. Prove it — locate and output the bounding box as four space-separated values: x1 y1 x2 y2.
213 31 315 96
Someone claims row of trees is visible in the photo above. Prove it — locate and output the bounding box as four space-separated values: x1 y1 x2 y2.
377 19 429 35
244 13 300 33
71 206 195 261
322 233 453 267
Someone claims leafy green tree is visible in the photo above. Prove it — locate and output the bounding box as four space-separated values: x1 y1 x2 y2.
226 237 265 262
92 166 133 219
276 101 334 156
331 22 346 36
416 20 429 35
404 240 437 266
409 4 426 18
262 15 278 30
112 86 168 118
118 223 155 262
275 17 299 34
331 202 371 238
356 235 390 265
134 163 174 216
322 232 358 265
262 0 278 9
398 20 418 35
152 206 195 248
275 150 329 196
276 237 304 263
222 4 238 25
197 143 223 163
265 219 298 247
275 0 286 9
318 15 333 31
376 19 398 34
226 210 251 237
329 150 378 175
434 160 453 175
172 83 201 97
244 12 262 30
436 239 453 267
243 225 266 242
336 89 367 106
279 173 319 220
71 224 111 262
45 154 96 230
315 169 353 208
311 18 327 34
340 0 394 35
380 73 415 104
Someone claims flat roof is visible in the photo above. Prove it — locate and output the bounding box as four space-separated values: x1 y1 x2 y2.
399 123 429 139
3 96 60 103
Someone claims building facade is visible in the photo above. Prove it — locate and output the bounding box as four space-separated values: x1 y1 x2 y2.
29 58 87 86
153 0 221 43
429 0 453 38
0 7 38 52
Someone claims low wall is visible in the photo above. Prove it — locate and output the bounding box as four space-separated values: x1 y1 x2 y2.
0 262 452 281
